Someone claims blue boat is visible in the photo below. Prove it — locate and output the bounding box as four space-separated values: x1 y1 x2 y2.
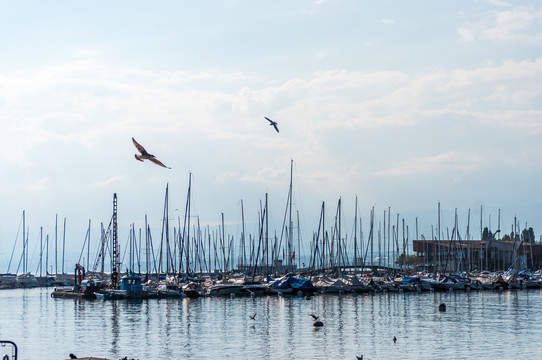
267 274 318 295
95 272 155 300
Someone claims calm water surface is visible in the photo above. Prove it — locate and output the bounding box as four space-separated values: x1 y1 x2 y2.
1 288 541 359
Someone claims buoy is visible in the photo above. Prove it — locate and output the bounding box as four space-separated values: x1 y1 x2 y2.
393 336 397 343
439 303 446 312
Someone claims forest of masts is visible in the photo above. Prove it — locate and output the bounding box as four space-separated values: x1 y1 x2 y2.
7 171 534 279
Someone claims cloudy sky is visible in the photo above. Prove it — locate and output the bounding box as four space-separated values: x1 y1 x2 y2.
1 0 541 271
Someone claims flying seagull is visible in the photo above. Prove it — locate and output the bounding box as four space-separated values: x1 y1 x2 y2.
132 137 171 169
249 313 256 320
265 117 279 133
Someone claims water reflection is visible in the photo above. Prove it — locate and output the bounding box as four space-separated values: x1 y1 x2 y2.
1 288 542 359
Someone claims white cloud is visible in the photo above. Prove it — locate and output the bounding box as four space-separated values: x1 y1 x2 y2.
370 152 483 178
381 19 394 24
485 0 511 7
92 175 125 188
26 178 50 192
458 6 542 44
74 49 101 58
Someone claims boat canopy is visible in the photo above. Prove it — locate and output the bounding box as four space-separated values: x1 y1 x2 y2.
268 274 317 291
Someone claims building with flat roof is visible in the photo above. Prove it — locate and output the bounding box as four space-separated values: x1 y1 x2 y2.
412 239 542 272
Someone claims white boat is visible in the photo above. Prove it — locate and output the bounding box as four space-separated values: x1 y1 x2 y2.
313 276 352 293
157 283 183 297
207 282 243 296
16 273 39 288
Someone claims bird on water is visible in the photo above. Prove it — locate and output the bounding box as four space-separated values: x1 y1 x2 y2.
265 117 279 133
132 137 171 169
69 354 77 359
311 314 323 327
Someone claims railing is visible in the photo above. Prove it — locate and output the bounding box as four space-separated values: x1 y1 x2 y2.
0 341 17 360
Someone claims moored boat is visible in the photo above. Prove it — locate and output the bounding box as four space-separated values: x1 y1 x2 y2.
95 272 154 300
267 274 318 295
207 282 243 296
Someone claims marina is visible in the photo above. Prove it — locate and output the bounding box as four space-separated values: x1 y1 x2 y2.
1 165 541 359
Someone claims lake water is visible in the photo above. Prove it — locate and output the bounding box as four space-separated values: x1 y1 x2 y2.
0 287 541 359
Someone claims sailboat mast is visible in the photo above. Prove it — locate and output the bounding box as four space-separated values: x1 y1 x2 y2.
23 210 26 274
62 218 66 274
55 214 58 275
265 193 269 276
87 219 91 271
338 197 342 275
111 193 119 289
40 227 43 277
297 210 300 270
187 175 191 274
288 159 293 267
241 199 246 269
354 196 358 271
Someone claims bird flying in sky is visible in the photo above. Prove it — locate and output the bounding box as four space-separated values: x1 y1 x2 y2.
265 117 279 133
132 137 171 169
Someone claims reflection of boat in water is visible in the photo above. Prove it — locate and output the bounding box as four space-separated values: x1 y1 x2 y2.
95 272 155 300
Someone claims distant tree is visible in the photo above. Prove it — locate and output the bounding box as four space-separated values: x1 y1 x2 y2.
395 254 419 267
502 234 511 241
522 227 535 243
482 227 494 241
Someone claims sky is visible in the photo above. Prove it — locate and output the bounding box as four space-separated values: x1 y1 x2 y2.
0 0 541 273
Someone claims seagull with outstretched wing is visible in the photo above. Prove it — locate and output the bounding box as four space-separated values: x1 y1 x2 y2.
132 137 171 169
265 117 279 133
